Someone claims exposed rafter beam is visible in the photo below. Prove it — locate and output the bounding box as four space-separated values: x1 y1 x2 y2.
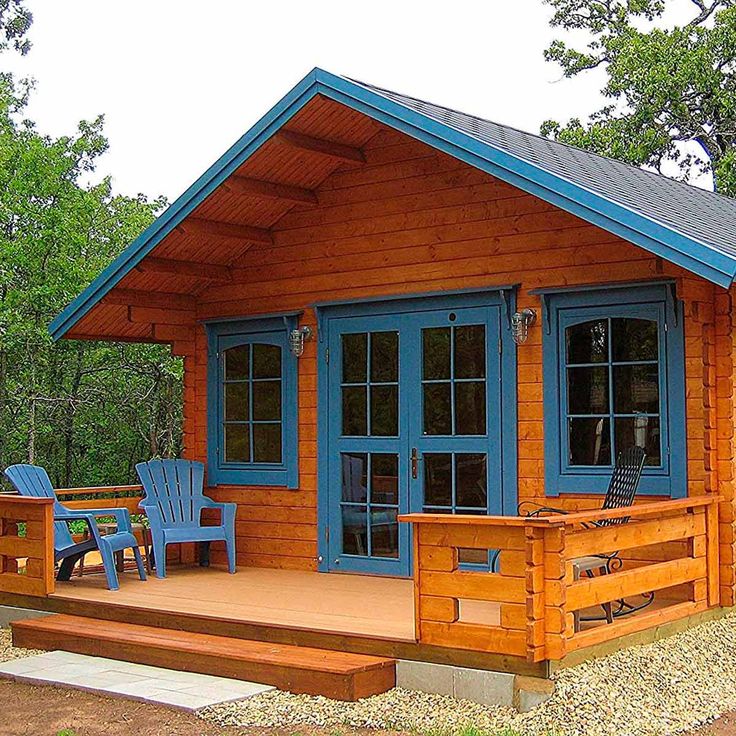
103 288 196 312
136 257 232 283
177 217 273 245
224 176 318 205
276 130 366 164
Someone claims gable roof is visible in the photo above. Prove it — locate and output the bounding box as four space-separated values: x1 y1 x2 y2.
50 68 736 340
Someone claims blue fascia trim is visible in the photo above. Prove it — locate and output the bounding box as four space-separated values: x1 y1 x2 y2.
51 67 736 341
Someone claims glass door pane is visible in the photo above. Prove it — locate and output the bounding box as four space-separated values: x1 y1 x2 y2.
328 318 407 575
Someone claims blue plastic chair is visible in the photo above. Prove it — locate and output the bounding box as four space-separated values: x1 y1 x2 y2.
3 464 147 591
135 459 237 578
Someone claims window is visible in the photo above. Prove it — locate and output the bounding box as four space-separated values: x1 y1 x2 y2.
541 283 686 497
206 315 299 487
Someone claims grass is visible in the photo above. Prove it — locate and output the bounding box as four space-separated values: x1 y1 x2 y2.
422 727 525 736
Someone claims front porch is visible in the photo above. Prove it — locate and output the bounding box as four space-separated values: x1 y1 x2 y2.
0 489 723 677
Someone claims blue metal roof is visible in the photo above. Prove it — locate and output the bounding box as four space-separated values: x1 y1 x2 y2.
50 68 736 340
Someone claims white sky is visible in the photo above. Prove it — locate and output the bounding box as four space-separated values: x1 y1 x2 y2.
5 1 699 202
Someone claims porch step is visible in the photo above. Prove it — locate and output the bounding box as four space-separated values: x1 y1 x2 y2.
10 614 396 701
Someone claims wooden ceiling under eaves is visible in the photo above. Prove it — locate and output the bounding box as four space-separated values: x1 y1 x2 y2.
65 95 385 343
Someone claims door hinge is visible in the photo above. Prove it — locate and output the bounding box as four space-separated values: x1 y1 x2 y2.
498 338 503 355
325 525 330 542
325 348 330 364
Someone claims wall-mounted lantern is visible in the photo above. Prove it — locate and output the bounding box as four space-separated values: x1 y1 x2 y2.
288 326 314 357
510 308 537 346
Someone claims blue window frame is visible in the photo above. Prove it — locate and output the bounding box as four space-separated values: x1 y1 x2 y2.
539 283 686 497
206 314 299 488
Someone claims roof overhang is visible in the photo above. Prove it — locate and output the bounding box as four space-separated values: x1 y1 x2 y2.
50 68 736 341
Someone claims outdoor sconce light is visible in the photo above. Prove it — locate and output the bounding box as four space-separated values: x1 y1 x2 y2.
288 326 314 357
510 308 537 346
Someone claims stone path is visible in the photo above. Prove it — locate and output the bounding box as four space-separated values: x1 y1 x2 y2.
0 650 273 711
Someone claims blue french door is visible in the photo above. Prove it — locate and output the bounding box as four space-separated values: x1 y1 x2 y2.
326 303 503 576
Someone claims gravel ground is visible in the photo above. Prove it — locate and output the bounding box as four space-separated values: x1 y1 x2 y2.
201 610 736 736
0 628 41 662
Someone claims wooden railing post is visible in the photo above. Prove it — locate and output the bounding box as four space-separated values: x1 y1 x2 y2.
524 526 545 662
542 525 568 661
706 499 721 606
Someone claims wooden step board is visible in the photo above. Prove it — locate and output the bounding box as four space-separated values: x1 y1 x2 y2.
11 614 395 701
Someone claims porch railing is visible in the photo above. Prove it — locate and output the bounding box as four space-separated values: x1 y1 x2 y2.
400 495 721 662
0 496 55 596
56 485 144 514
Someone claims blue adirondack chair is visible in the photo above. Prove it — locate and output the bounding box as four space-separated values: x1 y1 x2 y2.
135 459 237 578
3 464 147 591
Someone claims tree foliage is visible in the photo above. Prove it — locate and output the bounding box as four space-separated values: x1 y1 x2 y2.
0 7 183 487
0 0 31 56
541 0 736 195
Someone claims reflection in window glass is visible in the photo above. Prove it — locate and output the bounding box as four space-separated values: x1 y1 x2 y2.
421 323 486 436
340 452 399 559
222 343 283 465
341 331 399 437
565 317 660 467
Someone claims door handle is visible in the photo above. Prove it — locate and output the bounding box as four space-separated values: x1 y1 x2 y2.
411 448 419 480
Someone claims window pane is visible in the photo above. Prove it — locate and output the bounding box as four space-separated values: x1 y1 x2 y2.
342 386 367 436
342 506 367 556
455 325 486 379
568 417 611 465
224 424 250 463
567 366 609 414
341 453 368 502
370 385 398 436
423 383 452 435
372 454 399 505
615 417 661 466
252 380 282 421
613 365 659 414
224 383 249 422
252 343 281 379
253 423 281 463
455 382 486 435
456 454 487 508
342 333 367 383
370 509 398 558
371 331 398 382
424 453 452 507
225 346 249 380
612 318 658 362
566 320 608 364
423 327 451 380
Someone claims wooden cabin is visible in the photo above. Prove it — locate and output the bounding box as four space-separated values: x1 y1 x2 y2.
3 69 736 695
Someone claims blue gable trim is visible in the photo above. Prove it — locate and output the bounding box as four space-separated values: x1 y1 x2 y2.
50 68 736 341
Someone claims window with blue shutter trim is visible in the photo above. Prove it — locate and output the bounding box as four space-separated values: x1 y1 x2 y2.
206 315 299 488
540 283 686 497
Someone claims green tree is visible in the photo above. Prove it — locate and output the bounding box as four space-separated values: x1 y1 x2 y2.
0 76 181 486
541 0 736 195
0 6 182 487
0 0 31 56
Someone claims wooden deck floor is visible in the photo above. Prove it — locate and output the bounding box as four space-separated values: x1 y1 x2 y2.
50 566 503 641
51 566 425 641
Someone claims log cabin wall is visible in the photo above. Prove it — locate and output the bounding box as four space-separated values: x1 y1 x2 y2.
173 126 734 595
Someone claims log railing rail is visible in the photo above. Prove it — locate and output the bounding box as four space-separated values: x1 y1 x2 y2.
55 485 144 514
400 494 722 662
0 495 55 596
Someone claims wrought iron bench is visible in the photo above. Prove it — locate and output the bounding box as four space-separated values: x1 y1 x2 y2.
518 446 648 626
